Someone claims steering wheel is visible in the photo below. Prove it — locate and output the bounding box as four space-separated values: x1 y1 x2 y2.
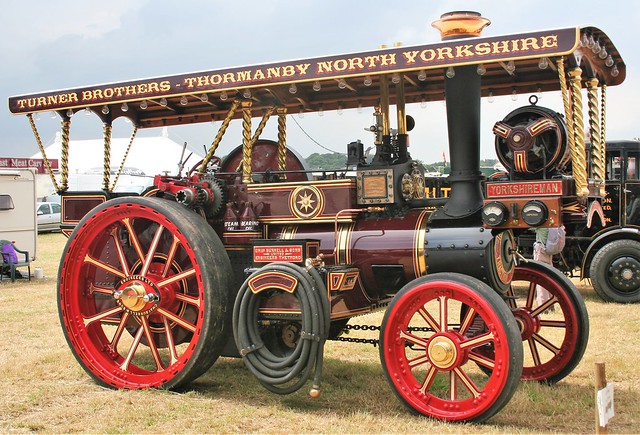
187 156 222 177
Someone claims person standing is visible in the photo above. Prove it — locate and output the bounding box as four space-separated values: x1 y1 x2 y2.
533 227 553 307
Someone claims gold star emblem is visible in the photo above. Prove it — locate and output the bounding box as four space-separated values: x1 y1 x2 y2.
290 185 323 219
297 191 316 212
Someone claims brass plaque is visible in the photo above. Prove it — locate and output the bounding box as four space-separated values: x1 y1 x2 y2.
357 169 394 204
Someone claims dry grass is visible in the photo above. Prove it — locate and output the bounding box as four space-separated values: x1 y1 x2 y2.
0 232 638 433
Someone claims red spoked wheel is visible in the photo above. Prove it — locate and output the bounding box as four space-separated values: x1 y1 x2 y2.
506 260 589 384
379 273 523 423
58 197 233 389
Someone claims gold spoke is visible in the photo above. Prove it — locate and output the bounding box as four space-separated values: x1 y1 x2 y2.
458 307 477 335
399 330 429 349
528 338 543 366
157 268 196 288
459 331 494 349
506 285 518 309
162 235 180 278
454 367 481 398
122 217 145 265
140 225 165 277
526 281 536 309
449 370 458 400
439 296 448 330
140 316 165 371
88 283 116 296
156 307 197 333
174 292 202 309
531 332 561 355
419 365 438 395
531 297 558 317
120 326 144 371
108 311 132 352
417 306 440 333
468 350 495 370
539 319 567 328
83 306 123 327
408 354 431 368
83 254 126 279
110 226 131 277
163 316 179 366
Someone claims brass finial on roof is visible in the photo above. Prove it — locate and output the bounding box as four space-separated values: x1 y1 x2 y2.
432 11 491 40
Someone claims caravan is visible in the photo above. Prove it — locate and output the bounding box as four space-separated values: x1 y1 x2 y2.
0 168 37 262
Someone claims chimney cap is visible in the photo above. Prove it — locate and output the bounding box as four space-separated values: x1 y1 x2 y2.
432 11 491 40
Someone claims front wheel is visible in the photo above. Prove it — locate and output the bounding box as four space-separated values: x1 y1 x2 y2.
379 273 523 423
58 197 233 389
590 239 640 303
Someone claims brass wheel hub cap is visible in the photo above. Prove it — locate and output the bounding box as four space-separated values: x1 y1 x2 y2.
428 336 457 369
119 282 148 311
113 275 160 316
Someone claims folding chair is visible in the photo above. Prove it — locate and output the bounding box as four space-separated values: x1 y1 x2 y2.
0 240 31 282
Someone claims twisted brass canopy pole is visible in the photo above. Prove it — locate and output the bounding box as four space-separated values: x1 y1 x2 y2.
569 67 589 198
600 84 608 196
59 117 72 191
277 107 288 172
198 99 241 175
102 122 113 191
241 100 253 184
557 58 576 169
587 78 605 196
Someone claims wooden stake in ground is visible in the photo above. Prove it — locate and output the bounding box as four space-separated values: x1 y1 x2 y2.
595 362 615 434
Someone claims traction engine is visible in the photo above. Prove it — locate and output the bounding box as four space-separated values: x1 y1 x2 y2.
9 10 625 423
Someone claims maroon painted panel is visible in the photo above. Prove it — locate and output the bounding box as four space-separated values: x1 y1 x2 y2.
8 28 580 114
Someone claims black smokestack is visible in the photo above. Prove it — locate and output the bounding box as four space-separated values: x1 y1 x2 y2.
431 11 490 220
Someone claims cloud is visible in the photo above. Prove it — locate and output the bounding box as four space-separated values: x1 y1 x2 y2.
1 0 638 164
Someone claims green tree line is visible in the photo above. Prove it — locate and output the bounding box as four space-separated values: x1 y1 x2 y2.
304 152 497 171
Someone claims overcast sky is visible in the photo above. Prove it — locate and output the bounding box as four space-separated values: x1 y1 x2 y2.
1 0 638 165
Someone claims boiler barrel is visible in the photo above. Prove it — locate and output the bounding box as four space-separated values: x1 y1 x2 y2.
269 209 514 298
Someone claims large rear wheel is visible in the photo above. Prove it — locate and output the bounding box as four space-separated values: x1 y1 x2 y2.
58 197 233 389
379 273 523 423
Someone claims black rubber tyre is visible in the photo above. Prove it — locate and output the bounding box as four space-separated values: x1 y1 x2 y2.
590 239 640 303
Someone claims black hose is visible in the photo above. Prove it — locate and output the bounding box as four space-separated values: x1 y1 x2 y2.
232 262 329 395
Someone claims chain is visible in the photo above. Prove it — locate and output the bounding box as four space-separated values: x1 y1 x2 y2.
330 324 443 347
343 324 380 331
110 125 138 191
27 114 61 192
333 336 379 346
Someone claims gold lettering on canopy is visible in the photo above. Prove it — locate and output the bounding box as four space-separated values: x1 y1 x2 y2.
8 29 572 114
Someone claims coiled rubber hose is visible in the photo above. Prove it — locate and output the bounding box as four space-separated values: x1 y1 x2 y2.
233 262 330 395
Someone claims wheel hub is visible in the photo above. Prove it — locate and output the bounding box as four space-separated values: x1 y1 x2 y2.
511 307 540 340
609 256 640 292
428 336 458 369
113 275 160 316
281 323 300 349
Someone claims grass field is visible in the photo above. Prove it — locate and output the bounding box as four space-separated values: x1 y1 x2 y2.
0 232 638 433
